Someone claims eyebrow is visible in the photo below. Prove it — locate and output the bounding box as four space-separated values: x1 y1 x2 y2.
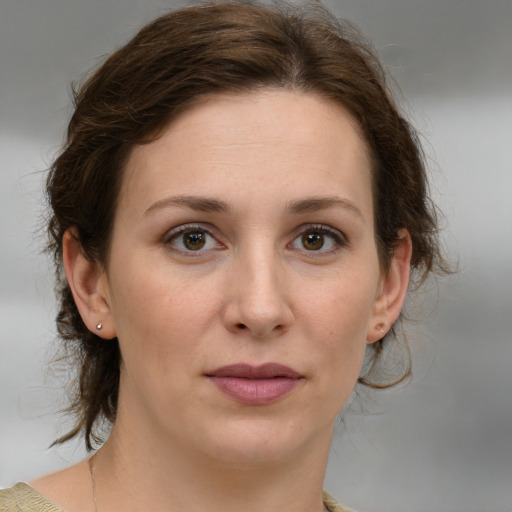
287 196 365 223
144 194 364 222
144 195 230 216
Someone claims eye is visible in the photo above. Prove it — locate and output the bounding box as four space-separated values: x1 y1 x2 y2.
165 225 221 253
289 225 345 253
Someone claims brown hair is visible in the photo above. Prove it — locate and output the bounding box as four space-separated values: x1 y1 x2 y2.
47 1 448 449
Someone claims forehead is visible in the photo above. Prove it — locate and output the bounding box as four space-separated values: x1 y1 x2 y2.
119 89 374 219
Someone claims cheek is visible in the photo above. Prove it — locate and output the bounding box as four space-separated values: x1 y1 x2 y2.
107 263 217 371
299 270 378 391
302 267 378 338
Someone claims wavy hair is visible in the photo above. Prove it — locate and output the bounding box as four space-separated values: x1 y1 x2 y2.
46 1 449 449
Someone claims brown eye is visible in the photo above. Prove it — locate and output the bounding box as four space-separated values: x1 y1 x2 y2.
301 232 324 250
183 231 206 250
167 227 218 252
289 225 345 254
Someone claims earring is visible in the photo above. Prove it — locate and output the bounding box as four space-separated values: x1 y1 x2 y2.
96 323 103 330
377 322 387 334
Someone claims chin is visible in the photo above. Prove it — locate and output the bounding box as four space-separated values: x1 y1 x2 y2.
197 415 331 468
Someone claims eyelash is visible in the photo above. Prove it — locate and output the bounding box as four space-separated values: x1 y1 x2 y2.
288 224 348 255
164 224 222 257
163 223 348 257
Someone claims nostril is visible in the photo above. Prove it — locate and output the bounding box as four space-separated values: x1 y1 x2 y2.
236 323 247 330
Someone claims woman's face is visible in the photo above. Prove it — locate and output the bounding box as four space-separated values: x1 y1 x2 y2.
98 90 402 464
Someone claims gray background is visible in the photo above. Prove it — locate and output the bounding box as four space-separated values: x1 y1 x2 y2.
1 1 511 511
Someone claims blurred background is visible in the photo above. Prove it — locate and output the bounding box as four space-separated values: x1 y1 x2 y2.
1 1 511 511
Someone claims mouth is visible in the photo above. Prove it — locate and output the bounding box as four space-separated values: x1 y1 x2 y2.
205 363 304 405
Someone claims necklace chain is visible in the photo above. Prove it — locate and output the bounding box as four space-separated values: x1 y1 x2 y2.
88 456 98 512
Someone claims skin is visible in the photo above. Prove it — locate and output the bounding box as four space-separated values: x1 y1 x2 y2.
32 89 411 512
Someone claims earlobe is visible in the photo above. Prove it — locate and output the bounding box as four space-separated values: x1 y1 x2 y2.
367 230 412 343
62 229 116 339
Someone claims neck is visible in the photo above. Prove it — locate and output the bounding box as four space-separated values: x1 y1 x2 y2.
92 416 332 512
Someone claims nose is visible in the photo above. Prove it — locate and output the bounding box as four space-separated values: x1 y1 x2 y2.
221 246 294 339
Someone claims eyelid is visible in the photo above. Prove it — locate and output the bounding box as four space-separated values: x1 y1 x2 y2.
288 223 348 253
163 223 225 255
164 222 209 239
161 222 347 257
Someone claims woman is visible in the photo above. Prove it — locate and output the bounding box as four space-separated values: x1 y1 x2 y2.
0 1 447 511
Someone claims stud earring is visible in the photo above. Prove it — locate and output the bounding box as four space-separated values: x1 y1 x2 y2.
377 322 387 334
96 323 103 330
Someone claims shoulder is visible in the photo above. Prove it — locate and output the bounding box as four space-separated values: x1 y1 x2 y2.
1 482 352 512
323 489 357 512
0 483 63 512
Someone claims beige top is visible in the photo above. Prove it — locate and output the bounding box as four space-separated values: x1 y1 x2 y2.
0 484 61 512
0 482 353 512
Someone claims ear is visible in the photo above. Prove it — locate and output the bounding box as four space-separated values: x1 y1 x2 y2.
62 229 117 339
367 229 412 343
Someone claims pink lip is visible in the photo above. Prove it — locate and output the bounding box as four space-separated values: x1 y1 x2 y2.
206 363 303 405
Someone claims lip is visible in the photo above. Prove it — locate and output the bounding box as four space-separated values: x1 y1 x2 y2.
206 363 303 405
